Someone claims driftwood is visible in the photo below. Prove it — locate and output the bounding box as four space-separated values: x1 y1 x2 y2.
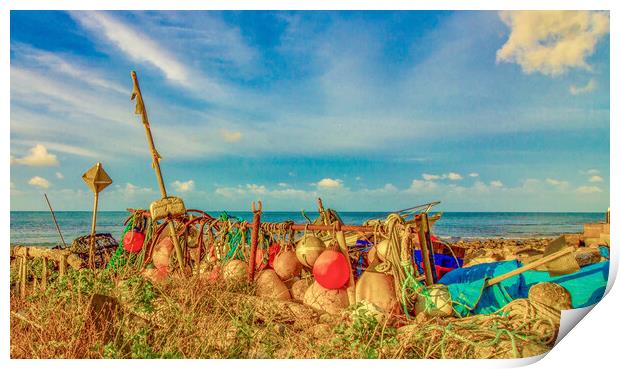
11 246 84 270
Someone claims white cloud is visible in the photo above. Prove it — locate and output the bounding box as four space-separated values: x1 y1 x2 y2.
422 172 462 181
11 144 59 166
55 172 64 179
469 172 479 177
490 180 504 188
28 176 51 189
576 185 602 194
172 179 195 192
447 172 463 181
497 11 609 76
316 178 343 189
406 179 439 193
220 129 243 143
589 175 603 183
587 169 600 175
70 11 189 84
545 178 570 190
422 173 441 181
570 79 597 95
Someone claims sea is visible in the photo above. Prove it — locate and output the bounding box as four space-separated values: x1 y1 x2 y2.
10 211 606 247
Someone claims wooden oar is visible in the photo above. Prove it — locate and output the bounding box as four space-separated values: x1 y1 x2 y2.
487 246 576 286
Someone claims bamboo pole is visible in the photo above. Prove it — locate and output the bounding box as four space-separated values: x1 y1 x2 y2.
131 71 184 271
248 201 262 281
44 193 67 248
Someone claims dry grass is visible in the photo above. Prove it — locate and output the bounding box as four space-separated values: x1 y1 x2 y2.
10 259 555 359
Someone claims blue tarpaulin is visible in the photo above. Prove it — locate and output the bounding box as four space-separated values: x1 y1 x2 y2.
439 246 610 317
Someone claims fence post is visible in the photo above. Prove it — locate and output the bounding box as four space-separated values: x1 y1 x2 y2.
248 201 262 281
20 250 28 298
41 257 48 290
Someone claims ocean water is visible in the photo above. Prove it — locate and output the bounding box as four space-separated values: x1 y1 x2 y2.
10 211 606 246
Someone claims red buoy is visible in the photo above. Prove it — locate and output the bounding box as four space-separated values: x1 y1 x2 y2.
312 250 350 289
123 230 145 253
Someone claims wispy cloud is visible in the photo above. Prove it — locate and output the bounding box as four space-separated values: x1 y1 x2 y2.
589 175 603 183
576 185 602 194
570 79 597 95
70 11 190 85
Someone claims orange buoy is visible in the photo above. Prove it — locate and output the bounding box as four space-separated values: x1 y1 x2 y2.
273 250 302 281
312 250 350 289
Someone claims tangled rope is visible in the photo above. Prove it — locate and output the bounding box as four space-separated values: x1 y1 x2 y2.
395 298 560 359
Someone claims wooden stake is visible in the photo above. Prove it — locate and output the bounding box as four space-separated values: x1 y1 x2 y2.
44 193 67 248
248 201 262 281
59 255 67 277
20 253 28 298
417 213 438 285
131 71 184 271
41 257 48 290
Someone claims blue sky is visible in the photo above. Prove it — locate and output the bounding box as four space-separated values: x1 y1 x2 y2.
10 10 610 212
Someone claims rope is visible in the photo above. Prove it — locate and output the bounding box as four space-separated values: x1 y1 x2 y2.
396 298 560 359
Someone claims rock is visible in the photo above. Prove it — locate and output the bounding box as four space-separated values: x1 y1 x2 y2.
575 247 602 266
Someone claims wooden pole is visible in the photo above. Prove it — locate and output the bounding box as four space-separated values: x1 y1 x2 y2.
41 257 48 290
417 213 438 285
248 201 262 281
487 247 575 286
89 192 99 269
20 251 28 298
44 193 67 248
59 255 67 277
335 224 356 305
131 71 184 271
